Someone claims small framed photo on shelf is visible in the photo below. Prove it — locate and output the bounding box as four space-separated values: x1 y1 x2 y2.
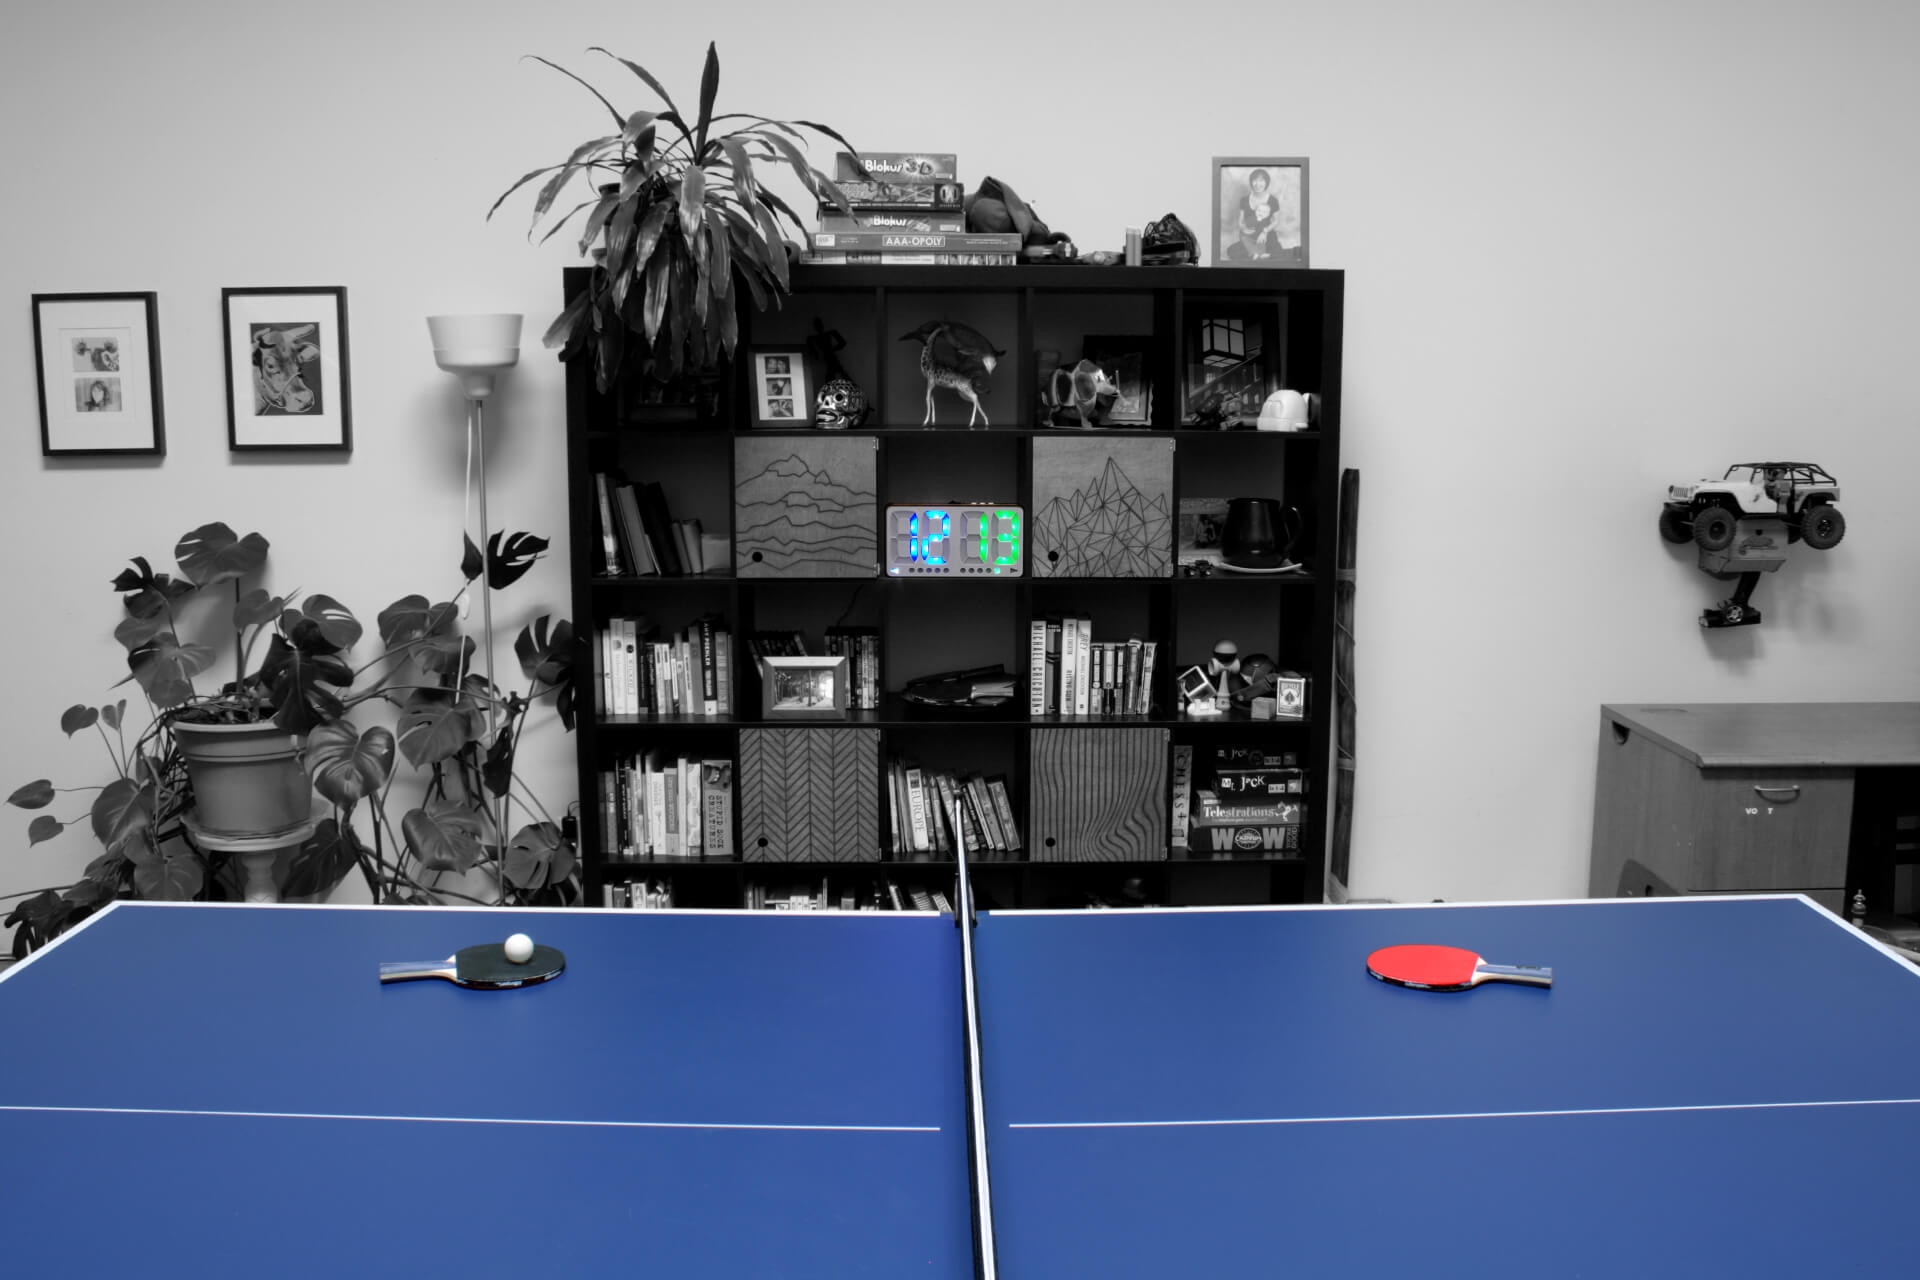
222 286 352 451
747 347 812 427
758 654 850 719
1182 303 1283 427
1210 157 1309 268
32 292 166 456
1082 335 1153 426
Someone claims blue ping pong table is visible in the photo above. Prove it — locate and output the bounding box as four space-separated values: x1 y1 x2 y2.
4 892 1919 1276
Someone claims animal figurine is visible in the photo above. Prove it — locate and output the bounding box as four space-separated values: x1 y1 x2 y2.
901 319 1003 428
1038 358 1119 429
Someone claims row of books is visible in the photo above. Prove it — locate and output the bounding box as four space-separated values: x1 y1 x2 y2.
591 471 721 577
603 879 676 909
888 758 1022 859
805 151 1022 267
595 616 732 718
741 878 955 913
1028 617 1159 717
1171 745 1308 859
597 753 736 862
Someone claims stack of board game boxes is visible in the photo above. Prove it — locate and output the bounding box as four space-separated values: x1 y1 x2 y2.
1170 745 1307 859
805 151 1022 265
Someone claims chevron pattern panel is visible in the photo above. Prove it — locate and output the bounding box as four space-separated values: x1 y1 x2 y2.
739 727 881 862
1028 727 1169 861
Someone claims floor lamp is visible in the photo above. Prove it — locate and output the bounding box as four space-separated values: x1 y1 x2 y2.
427 313 521 900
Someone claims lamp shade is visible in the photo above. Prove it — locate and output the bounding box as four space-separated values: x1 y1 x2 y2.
427 313 522 400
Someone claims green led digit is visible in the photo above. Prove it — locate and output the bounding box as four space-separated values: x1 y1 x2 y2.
993 510 1020 566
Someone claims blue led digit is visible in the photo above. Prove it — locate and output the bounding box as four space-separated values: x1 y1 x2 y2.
925 509 949 565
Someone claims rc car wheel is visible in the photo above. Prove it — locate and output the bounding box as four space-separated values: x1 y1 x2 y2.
1800 504 1846 550
1658 506 1693 544
1691 504 1738 552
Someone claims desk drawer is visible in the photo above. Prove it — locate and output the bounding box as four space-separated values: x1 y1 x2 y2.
1691 768 1851 890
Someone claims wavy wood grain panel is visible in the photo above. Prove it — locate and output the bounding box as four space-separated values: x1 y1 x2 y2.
739 727 881 862
1028 727 1169 862
733 437 877 578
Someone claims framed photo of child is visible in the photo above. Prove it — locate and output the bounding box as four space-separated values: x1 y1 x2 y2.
1210 157 1309 268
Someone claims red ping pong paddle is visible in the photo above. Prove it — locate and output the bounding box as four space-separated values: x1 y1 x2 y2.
379 942 566 989
1367 944 1551 992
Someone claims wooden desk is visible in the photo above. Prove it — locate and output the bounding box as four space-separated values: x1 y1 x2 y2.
1589 703 1920 913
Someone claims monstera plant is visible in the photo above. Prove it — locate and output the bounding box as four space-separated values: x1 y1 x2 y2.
490 41 859 395
3 522 580 955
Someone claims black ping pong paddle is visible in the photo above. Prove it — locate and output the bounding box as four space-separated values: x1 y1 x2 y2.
1366 943 1551 992
379 942 566 989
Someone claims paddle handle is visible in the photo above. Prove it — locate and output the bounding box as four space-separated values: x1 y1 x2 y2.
1479 962 1553 988
379 961 457 984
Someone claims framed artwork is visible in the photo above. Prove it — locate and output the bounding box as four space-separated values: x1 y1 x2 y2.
1030 436 1173 577
734 435 878 577
747 347 812 426
758 654 850 719
222 286 352 451
1182 303 1283 427
1210 157 1309 267
32 292 165 456
1082 335 1153 426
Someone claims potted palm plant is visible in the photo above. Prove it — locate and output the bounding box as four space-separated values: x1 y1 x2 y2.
489 41 860 399
4 522 580 954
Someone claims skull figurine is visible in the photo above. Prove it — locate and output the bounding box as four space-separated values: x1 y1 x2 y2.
814 377 870 429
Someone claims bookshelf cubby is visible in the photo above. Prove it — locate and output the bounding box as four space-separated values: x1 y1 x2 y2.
565 263 1344 910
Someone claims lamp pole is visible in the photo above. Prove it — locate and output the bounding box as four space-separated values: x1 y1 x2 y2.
428 315 523 904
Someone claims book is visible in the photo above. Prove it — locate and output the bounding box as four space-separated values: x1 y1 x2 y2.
1028 620 1048 714
698 616 719 715
1060 615 1079 716
903 761 931 855
636 481 684 576
809 230 1022 253
1073 617 1093 716
966 775 1004 854
1170 743 1193 852
592 473 624 576
816 209 967 234
680 755 701 859
986 776 1021 853
673 518 703 575
702 760 734 858
612 482 658 575
834 152 959 181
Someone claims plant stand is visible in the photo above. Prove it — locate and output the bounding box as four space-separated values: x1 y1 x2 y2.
182 815 319 904
172 721 319 902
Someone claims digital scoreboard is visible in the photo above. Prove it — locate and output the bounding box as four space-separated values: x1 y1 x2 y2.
883 503 1023 577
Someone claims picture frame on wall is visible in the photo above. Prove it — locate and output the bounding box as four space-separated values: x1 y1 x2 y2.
747 347 812 427
32 292 165 456
222 286 352 451
758 654 850 719
1210 157 1309 267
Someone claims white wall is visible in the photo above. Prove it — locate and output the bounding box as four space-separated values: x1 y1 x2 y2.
3 0 1917 935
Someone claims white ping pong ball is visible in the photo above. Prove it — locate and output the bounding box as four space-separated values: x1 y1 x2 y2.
504 933 534 964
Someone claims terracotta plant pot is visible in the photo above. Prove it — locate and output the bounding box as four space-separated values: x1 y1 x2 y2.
171 720 314 842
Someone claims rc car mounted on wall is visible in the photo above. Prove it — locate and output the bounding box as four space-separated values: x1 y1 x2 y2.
1660 462 1846 627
